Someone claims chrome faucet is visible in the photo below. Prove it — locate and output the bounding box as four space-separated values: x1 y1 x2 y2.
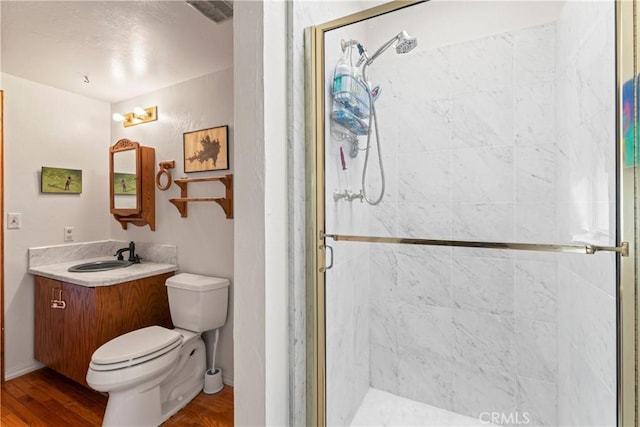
347 190 364 202
334 190 349 202
114 241 140 263
334 189 364 203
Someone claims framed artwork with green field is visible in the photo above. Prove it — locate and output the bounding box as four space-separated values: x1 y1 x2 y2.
113 172 137 195
41 167 82 194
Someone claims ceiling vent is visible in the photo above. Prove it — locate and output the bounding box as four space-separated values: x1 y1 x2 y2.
186 1 233 23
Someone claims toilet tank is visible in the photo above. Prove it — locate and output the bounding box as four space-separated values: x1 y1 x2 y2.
166 273 229 332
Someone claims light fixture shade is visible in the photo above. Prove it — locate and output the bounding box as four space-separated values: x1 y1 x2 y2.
133 107 147 117
112 112 125 122
121 106 158 128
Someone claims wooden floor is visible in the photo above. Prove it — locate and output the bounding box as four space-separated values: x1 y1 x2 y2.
0 368 234 426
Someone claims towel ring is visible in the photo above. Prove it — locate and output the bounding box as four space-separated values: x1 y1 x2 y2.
156 160 175 191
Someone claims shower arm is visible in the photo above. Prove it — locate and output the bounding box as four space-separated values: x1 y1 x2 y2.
363 36 400 66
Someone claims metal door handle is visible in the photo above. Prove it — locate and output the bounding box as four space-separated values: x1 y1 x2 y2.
320 244 334 272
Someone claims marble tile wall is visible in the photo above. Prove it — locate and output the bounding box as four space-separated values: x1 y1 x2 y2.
28 240 178 267
366 23 560 425
555 2 617 426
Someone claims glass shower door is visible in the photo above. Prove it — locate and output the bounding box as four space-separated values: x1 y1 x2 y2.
307 0 632 425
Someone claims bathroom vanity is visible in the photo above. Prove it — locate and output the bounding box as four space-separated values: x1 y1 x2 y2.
33 268 176 387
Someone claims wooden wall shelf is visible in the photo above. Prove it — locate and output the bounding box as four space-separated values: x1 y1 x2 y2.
169 174 233 219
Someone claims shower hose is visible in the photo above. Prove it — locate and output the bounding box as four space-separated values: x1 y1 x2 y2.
361 65 385 206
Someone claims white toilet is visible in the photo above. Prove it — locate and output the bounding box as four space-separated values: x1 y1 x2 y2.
86 273 229 427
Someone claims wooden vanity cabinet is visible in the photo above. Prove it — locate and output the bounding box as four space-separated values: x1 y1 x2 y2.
34 272 174 387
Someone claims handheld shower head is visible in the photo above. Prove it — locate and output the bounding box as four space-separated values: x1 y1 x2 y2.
395 30 417 54
358 30 417 206
363 30 418 66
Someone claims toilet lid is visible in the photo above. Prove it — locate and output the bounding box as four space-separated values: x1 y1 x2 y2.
91 326 182 367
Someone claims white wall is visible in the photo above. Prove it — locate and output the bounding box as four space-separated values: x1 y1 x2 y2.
110 69 235 384
233 0 295 423
233 1 267 425
264 1 289 425
2 72 111 378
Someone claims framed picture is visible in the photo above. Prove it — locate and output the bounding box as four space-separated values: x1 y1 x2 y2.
113 172 137 195
183 125 229 173
41 167 82 194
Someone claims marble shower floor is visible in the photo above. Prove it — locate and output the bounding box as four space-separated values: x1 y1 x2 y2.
350 388 494 427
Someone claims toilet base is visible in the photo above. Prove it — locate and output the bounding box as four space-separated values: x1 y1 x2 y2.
160 379 203 422
159 335 206 422
101 336 206 426
103 384 163 427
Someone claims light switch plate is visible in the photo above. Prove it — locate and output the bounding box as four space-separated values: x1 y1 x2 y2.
7 213 21 229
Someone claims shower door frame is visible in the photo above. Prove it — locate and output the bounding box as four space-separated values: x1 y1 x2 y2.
618 0 639 424
305 1 638 425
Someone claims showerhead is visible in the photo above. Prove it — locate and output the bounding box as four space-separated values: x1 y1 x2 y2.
363 30 418 66
395 30 417 54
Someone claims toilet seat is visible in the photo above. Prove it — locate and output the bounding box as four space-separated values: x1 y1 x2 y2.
90 326 182 372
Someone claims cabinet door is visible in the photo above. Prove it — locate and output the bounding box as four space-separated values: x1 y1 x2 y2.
61 282 96 386
34 277 65 372
95 272 173 345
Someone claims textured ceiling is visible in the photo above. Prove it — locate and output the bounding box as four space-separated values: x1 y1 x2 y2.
1 1 233 103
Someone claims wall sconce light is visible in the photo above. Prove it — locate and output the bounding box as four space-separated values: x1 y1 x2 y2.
112 106 158 128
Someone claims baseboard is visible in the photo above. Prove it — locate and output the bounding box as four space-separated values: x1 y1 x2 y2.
222 372 234 387
6 361 234 388
5 362 44 381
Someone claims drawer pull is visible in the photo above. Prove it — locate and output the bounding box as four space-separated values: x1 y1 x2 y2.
50 288 66 310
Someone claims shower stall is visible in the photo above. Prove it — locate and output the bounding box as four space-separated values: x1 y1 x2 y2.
305 1 638 426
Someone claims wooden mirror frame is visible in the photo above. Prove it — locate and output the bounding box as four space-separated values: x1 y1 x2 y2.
110 138 156 231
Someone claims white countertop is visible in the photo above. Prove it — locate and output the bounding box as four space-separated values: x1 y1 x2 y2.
28 257 178 287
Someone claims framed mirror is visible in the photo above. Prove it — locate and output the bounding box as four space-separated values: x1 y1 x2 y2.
110 139 141 214
109 138 155 230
